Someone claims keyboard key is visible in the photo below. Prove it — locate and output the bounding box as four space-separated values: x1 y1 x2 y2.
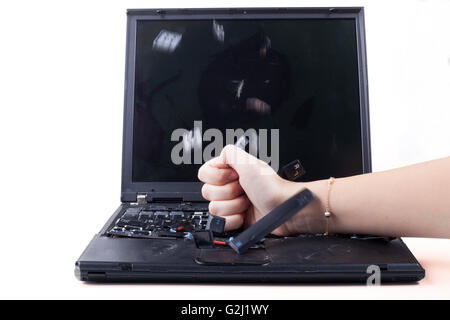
139 211 153 221
154 211 169 218
109 208 213 239
122 208 141 219
124 220 143 228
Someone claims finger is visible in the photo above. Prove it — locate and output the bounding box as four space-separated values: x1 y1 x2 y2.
201 180 244 201
209 195 250 216
223 213 244 231
207 156 231 169
198 158 239 186
218 145 276 187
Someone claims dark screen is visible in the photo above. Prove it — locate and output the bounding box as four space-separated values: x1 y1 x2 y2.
132 19 363 182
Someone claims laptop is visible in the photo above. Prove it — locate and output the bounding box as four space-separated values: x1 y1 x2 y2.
75 7 425 283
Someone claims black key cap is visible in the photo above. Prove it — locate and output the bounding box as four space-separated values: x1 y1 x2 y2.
139 211 153 222
125 220 143 228
170 211 184 216
122 208 141 219
206 214 226 235
116 220 127 227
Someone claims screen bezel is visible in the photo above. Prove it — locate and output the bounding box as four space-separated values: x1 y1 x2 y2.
121 7 371 202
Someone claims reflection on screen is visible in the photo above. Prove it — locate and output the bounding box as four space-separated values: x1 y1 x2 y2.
132 19 362 182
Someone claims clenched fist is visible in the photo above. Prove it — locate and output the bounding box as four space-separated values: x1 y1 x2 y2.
197 145 325 236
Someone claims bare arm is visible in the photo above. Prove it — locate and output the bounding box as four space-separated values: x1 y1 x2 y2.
299 156 450 238
198 145 450 239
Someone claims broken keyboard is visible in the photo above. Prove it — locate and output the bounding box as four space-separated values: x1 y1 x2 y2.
107 206 226 240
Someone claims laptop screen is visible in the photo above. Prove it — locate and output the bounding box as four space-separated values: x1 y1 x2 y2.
132 18 363 183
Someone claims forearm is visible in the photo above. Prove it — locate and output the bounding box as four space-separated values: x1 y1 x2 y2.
292 157 450 238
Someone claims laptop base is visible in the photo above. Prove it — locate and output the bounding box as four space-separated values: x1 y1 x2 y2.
75 205 425 283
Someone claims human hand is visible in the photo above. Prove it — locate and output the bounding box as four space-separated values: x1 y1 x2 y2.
198 145 325 236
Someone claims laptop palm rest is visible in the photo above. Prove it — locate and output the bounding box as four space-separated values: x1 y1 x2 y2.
195 248 271 266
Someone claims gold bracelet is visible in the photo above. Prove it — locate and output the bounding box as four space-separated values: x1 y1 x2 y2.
324 177 335 236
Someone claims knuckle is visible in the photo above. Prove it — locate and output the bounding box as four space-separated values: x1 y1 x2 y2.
222 144 236 161
201 184 209 200
231 181 243 197
197 166 205 182
217 169 227 183
208 201 218 215
223 183 233 196
226 183 237 198
225 214 244 231
236 214 244 226
222 144 234 154
237 195 249 209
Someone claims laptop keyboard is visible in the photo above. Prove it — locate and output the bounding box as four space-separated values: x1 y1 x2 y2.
106 205 394 246
107 206 224 240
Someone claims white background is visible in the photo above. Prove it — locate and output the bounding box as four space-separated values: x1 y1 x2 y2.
0 0 449 299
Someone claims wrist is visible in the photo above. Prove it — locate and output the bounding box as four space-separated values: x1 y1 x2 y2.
280 179 330 235
305 179 345 234
303 179 327 213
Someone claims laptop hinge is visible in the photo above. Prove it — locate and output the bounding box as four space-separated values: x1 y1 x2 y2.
134 193 148 205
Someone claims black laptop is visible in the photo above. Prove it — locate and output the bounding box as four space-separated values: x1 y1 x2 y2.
75 7 425 283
